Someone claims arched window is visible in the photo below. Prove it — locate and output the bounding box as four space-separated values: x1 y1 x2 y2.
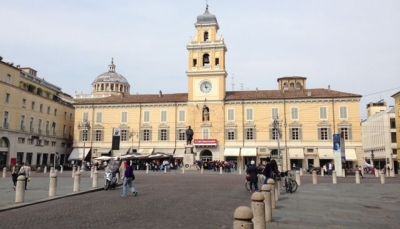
283 83 288 90
290 82 295 89
110 84 114 91
203 54 210 66
296 82 302 90
204 31 209 41
101 84 104 91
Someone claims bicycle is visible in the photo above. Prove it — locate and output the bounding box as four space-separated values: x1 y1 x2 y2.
245 174 264 191
281 171 298 193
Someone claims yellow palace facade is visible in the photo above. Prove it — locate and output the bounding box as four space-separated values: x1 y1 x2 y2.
72 7 363 171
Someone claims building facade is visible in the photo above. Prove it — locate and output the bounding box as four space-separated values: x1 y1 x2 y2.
391 91 400 163
362 103 398 174
0 57 75 168
72 7 363 172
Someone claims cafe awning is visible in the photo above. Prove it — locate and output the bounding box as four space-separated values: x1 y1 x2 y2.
345 148 357 161
289 148 304 159
224 148 240 157
154 148 175 155
97 148 111 155
112 148 130 157
174 148 185 158
241 148 257 156
68 148 90 161
318 149 334 159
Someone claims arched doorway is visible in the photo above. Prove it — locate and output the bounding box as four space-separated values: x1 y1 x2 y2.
0 137 10 168
200 149 213 162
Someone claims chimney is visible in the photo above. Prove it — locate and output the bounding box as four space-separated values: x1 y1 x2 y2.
256 87 258 92
159 90 162 97
328 85 331 91
307 91 312 96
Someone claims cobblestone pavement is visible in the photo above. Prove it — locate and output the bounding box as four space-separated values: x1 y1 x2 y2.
0 170 399 229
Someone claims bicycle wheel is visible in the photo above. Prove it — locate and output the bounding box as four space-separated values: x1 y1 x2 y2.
288 180 293 193
245 181 251 191
290 180 298 193
285 180 289 193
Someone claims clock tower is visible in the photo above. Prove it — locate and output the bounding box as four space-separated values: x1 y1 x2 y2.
187 5 227 102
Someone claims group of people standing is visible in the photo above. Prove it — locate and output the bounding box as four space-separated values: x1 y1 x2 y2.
246 157 279 192
11 162 31 190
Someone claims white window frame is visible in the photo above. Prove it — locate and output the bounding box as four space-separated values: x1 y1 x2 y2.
339 106 348 120
227 108 235 121
319 107 328 120
3 110 10 128
245 108 253 121
271 108 279 120
7 74 11 84
291 107 299 120
96 112 102 123
5 93 10 103
143 111 150 123
121 111 128 123
160 110 167 123
22 99 26 108
20 115 25 131
178 110 185 122
29 117 34 132
202 128 210 139
83 112 89 122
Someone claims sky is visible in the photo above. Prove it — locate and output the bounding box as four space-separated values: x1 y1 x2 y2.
1 0 399 120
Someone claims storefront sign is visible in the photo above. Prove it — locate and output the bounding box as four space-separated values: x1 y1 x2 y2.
193 139 217 146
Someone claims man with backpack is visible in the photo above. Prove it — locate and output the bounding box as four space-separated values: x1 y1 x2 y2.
262 157 272 184
121 161 138 197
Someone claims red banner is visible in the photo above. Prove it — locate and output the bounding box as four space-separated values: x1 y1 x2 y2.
193 139 217 145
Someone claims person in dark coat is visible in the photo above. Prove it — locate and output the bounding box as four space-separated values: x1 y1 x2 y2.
246 160 259 192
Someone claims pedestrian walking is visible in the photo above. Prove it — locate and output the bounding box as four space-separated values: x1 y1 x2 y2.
11 166 18 190
121 161 138 197
19 162 31 190
246 160 259 192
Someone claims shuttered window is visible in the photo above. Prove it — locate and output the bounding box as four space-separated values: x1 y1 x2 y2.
271 108 279 120
96 112 102 123
291 107 298 120
320 107 327 120
178 110 185 122
339 106 347 119
161 111 167 123
121 111 127 123
227 109 235 121
143 111 150 123
246 108 253 121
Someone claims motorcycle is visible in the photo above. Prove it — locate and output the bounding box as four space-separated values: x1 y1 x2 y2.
104 168 117 190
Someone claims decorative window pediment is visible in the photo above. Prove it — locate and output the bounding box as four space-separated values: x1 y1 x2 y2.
317 121 331 127
226 122 237 127
177 122 186 128
289 121 302 127
118 124 130 129
338 121 351 127
141 123 152 129
158 123 170 128
93 124 104 129
201 123 212 127
244 121 255 127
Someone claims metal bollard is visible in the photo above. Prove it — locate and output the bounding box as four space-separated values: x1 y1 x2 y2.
300 168 303 176
44 166 47 174
201 166 204 174
220 166 222 174
261 184 272 222
15 175 26 203
93 171 98 188
73 171 81 192
50 167 54 178
233 206 254 229
49 173 57 197
380 171 385 184
332 171 337 184
146 164 149 174
72 166 76 178
2 167 6 178
267 179 276 209
239 166 242 175
91 166 94 178
312 170 318 184
295 171 301 186
164 165 167 174
251 192 265 229
355 171 360 184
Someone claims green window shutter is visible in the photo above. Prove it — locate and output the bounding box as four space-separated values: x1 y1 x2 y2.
234 129 237 140
158 129 161 141
269 128 273 140
328 128 332 140
225 129 229 140
289 128 293 140
299 128 302 140
253 128 256 140
140 130 144 141
166 129 169 141
149 130 152 141
79 131 83 141
176 129 179 140
348 128 352 140
318 128 321 140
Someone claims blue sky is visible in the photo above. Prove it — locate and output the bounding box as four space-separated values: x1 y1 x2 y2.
1 0 399 119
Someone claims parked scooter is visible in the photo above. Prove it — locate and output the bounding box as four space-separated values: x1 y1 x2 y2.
104 168 117 190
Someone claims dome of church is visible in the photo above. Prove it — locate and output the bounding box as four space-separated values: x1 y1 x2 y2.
196 6 217 24
93 60 129 84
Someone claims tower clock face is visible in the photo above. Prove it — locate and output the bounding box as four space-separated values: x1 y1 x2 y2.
200 81 212 94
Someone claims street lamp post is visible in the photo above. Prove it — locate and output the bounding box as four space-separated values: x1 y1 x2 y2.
129 131 135 154
78 121 90 169
274 118 282 171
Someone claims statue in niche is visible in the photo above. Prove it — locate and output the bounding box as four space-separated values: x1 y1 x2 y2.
185 126 194 145
203 106 210 121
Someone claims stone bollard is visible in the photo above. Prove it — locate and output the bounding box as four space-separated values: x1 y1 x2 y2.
50 167 54 178
15 175 26 203
146 164 149 173
332 171 337 184
201 166 204 174
233 206 254 229
92 171 98 188
239 166 242 175
60 165 63 173
300 168 303 176
321 169 324 177
386 168 390 178
95 166 97 172
251 192 265 229
312 170 318 184
261 184 272 222
295 171 301 186
380 171 385 184
375 169 379 178
220 166 223 174
164 165 167 174
274 179 278 202
72 166 76 178
267 179 276 209
355 171 360 184
91 166 94 178
73 171 81 192
2 167 6 178
342 169 346 177
49 173 57 197
44 166 47 174
182 165 185 174
277 178 281 197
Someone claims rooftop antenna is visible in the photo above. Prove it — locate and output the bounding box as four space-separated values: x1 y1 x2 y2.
231 74 235 91
206 0 209 10
240 83 243 91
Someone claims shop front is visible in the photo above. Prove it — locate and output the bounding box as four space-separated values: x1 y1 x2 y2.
241 147 257 169
289 148 304 170
318 148 334 168
224 148 240 171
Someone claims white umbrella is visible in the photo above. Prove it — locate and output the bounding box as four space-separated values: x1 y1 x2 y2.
364 161 372 167
94 156 112 160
